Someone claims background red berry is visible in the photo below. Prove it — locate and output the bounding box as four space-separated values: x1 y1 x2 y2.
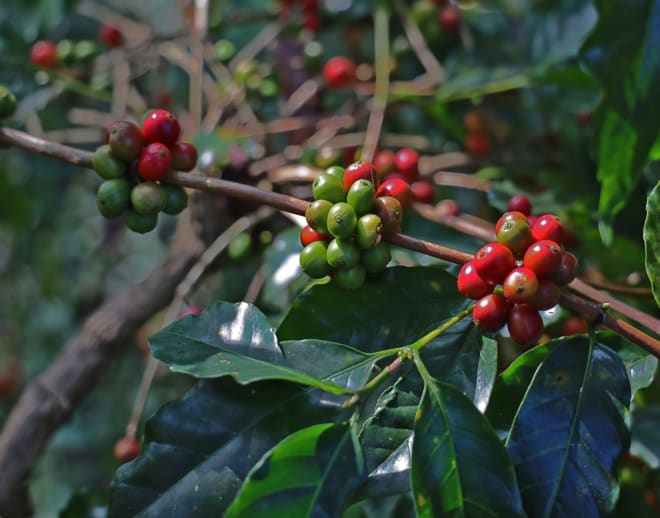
30 40 58 68
563 315 589 335
410 179 435 204
114 436 140 464
99 24 123 47
394 148 419 182
438 5 461 31
464 131 490 156
323 56 356 88
508 195 532 216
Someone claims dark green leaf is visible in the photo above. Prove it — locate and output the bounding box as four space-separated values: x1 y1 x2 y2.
599 331 659 394
506 337 631 516
630 406 660 469
411 380 524 517
580 0 660 242
278 267 470 352
108 379 339 517
226 423 365 517
643 181 660 306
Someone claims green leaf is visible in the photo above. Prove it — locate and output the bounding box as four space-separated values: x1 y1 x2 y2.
598 331 659 394
226 423 365 517
150 302 372 394
580 0 660 242
630 406 660 469
278 267 470 352
411 380 524 517
506 337 631 516
108 380 339 517
643 181 660 306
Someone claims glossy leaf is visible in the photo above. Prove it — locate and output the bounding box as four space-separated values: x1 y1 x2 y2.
278 267 470 352
580 0 660 242
506 336 631 516
644 181 660 306
630 406 660 469
599 331 659 394
108 379 339 517
225 423 365 517
150 302 373 394
411 380 524 517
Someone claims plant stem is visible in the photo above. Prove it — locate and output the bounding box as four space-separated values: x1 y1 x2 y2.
410 305 475 351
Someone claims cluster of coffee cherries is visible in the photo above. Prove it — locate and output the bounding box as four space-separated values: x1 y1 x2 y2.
458 208 578 345
92 109 197 233
299 161 404 290
373 147 435 204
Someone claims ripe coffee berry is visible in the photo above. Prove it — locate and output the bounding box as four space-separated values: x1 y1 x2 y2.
300 225 329 246
394 148 419 182
410 179 435 204
528 279 560 310
377 178 413 208
503 267 539 304
457 261 494 300
334 264 367 290
373 150 396 180
179 304 203 317
507 305 544 346
508 194 532 216
373 196 403 234
474 242 515 284
563 315 589 335
463 109 486 133
170 142 198 172
438 5 460 31
30 40 58 68
531 214 564 243
550 251 578 285
141 109 180 146
523 240 563 277
344 161 377 191
323 56 356 88
138 143 172 180
114 436 140 464
464 131 490 156
473 294 509 332
99 24 123 47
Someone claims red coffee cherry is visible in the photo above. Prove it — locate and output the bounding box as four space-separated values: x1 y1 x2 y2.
141 109 181 146
495 211 528 235
30 40 58 68
179 304 203 317
528 279 561 310
394 148 419 182
531 214 564 244
508 195 532 216
114 436 141 464
464 131 490 156
410 179 435 204
436 198 460 217
373 150 396 180
343 161 377 191
138 143 172 181
99 24 123 48
576 110 591 128
523 240 563 277
507 305 544 346
323 56 356 88
563 315 589 335
474 242 515 284
503 267 539 304
438 5 461 31
473 293 509 332
550 251 578 285
303 12 320 31
457 261 494 300
300 225 330 246
376 178 412 208
170 142 198 171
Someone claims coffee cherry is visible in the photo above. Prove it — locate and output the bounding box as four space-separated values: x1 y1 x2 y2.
410 179 435 204
373 150 396 180
394 148 419 182
97 179 130 218
213 39 236 63
334 264 366 290
496 217 534 257
130 182 167 214
161 184 188 215
0 86 17 119
306 199 333 234
109 121 144 162
114 436 140 464
528 279 561 310
300 241 330 278
373 196 403 234
562 315 589 335
437 199 460 217
326 238 360 269
347 179 376 216
99 24 123 47
170 142 198 171
473 242 515 284
550 251 578 285
313 173 345 203
507 305 544 346
361 241 391 272
355 213 382 249
508 195 532 216
303 12 321 32
56 40 74 64
323 56 356 88
473 293 509 332
315 147 341 169
463 109 486 133
495 211 528 235
179 304 203 317
138 143 172 181
73 40 98 63
300 225 330 246
457 261 495 300
91 145 124 179
0 358 21 396
327 202 357 239
324 165 345 182
464 131 490 156
376 178 413 208
503 267 539 304
523 240 563 277
438 5 460 31
30 40 58 68
124 209 158 233
531 214 563 243
141 109 180 146
343 161 377 191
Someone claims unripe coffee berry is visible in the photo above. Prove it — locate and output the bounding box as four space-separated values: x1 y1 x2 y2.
503 267 539 304
161 184 188 215
124 209 158 233
138 143 172 181
0 86 17 119
523 240 563 277
347 179 376 216
300 225 330 246
355 214 382 249
327 202 357 239
323 56 356 88
473 242 515 284
507 195 532 216
130 182 167 214
531 214 564 243
326 238 360 269
507 305 544 346
324 165 345 182
376 178 412 208
92 145 125 180
306 200 333 234
97 179 130 218
299 241 330 278
109 121 143 162
313 173 345 203
361 241 391 272
457 261 494 300
496 217 534 257
473 293 509 332
334 264 367 290
141 109 180 146
495 211 528 235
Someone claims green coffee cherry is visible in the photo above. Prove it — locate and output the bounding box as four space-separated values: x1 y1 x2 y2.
312 173 345 203
96 179 130 218
326 238 360 270
324 165 345 182
355 214 382 249
315 147 341 169
300 241 330 278
228 232 252 261
0 86 17 119
92 144 125 179
347 179 375 216
56 40 75 64
213 39 236 62
130 182 167 214
327 202 357 239
306 200 333 234
361 241 391 272
73 40 98 63
161 184 188 215
334 265 366 290
124 209 158 233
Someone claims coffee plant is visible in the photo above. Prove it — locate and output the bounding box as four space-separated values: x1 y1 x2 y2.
0 0 658 517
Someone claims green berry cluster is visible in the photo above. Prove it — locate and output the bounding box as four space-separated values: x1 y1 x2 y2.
0 85 17 120
299 162 404 290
